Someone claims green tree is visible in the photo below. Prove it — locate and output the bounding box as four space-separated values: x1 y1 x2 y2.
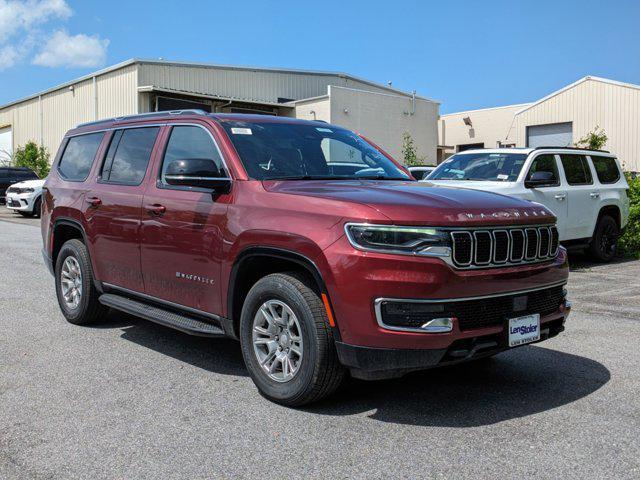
575 126 608 150
13 141 50 178
401 132 425 166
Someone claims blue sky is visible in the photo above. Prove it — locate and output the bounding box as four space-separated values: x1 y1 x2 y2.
1 0 639 113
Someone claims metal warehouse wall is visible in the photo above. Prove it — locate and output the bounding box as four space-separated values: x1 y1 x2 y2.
0 64 138 160
328 86 439 163
439 103 532 151
510 78 640 171
137 62 394 104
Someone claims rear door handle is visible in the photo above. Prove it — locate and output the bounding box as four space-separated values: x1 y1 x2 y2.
590 192 600 198
554 194 566 201
87 196 102 207
146 203 166 216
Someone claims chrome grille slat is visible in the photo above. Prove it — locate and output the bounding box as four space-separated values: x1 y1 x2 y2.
450 225 559 269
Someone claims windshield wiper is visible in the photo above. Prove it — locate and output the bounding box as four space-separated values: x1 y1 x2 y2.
356 175 409 180
264 175 347 181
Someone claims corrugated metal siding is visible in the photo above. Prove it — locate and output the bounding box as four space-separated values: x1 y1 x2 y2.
137 63 394 103
96 64 138 118
512 79 640 170
0 65 138 160
41 78 94 154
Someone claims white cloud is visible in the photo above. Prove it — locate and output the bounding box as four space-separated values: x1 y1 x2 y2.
33 30 109 68
0 0 71 43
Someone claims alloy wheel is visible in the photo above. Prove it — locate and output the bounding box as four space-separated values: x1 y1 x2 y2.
252 299 303 383
60 256 82 310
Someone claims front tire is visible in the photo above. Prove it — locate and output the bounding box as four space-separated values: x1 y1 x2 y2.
240 272 345 406
55 239 109 325
589 215 619 262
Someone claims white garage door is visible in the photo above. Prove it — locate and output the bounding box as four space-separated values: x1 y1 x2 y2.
0 126 12 165
526 122 573 147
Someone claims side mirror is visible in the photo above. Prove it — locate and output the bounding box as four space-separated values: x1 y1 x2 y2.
525 171 556 189
164 159 231 194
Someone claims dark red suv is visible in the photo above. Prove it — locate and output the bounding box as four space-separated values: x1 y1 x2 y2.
41 110 570 405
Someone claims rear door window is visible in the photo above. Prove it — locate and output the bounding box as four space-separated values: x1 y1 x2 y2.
101 127 159 185
590 156 621 184
560 154 593 185
58 132 104 181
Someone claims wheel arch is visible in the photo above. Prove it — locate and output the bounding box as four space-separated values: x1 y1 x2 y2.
595 204 622 232
227 247 336 340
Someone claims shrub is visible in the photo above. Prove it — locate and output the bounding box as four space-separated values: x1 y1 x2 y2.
575 126 608 150
401 132 426 166
618 172 640 258
13 141 50 178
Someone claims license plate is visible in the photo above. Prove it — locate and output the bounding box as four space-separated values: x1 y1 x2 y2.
508 313 540 347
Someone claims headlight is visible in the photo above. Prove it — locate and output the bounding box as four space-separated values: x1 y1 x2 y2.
345 224 451 256
23 188 34 193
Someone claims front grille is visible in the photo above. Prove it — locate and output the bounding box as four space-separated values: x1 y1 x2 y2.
451 225 559 268
378 285 565 331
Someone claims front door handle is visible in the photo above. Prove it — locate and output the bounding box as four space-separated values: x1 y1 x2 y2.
146 203 166 216
590 192 600 198
87 196 102 207
554 194 566 201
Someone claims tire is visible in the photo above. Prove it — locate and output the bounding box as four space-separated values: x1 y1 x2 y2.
55 239 109 325
589 215 619 263
239 272 345 406
32 196 41 218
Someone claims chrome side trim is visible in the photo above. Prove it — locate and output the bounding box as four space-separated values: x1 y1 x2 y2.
373 281 567 334
102 282 223 321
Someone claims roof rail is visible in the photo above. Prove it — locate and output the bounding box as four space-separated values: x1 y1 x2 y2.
533 146 610 153
76 109 208 128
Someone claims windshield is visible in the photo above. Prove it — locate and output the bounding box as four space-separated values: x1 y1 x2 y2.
429 152 528 181
220 121 411 181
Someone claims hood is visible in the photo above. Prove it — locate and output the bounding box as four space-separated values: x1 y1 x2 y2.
9 179 45 189
263 180 555 226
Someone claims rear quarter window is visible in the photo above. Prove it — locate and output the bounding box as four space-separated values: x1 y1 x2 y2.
58 132 104 181
591 156 621 184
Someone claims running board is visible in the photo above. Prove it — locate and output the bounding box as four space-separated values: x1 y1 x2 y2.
99 293 225 337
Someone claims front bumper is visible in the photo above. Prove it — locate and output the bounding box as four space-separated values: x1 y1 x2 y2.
336 310 568 380
322 235 569 350
6 192 38 212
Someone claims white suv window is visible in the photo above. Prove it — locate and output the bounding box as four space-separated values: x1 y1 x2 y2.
591 156 621 184
560 154 593 185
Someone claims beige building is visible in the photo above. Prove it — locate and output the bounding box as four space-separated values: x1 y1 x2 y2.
0 59 439 166
438 76 640 171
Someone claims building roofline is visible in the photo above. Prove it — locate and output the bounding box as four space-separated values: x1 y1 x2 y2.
441 102 533 117
0 57 434 111
515 75 640 116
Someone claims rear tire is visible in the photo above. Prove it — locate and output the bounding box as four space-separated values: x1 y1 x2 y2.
55 239 109 325
239 272 345 406
589 215 619 263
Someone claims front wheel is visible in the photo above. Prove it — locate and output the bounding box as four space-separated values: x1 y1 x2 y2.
239 272 345 406
589 215 619 262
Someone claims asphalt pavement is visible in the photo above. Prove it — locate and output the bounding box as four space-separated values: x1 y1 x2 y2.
1 214 639 479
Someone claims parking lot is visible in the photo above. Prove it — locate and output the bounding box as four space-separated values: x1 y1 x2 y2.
1 212 639 479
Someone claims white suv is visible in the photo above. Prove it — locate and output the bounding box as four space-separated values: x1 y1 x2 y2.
425 147 629 262
6 178 45 217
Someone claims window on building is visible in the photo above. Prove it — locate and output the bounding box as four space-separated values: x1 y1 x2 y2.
560 154 593 185
101 127 159 185
526 154 559 185
160 125 226 184
590 156 621 184
58 132 104 181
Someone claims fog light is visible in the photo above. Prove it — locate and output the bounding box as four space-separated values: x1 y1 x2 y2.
420 317 454 333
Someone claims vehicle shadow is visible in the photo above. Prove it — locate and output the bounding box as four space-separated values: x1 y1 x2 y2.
103 312 610 428
568 250 635 271
104 310 249 377
305 346 610 427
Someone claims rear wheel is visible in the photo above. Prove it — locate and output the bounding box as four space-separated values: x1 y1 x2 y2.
55 239 109 325
589 215 619 262
239 272 345 406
